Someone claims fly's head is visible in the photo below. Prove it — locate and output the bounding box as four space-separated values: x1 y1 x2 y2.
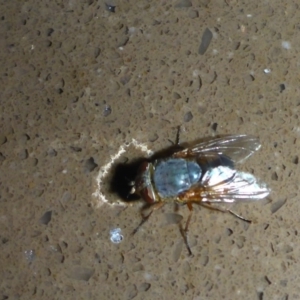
129 161 158 204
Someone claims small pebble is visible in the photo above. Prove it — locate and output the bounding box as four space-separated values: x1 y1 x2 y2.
103 105 112 117
110 228 123 244
184 111 193 122
105 3 116 13
199 28 213 55
175 0 192 8
24 249 36 263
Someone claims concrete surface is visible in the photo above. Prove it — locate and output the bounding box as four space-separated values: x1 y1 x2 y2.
0 0 299 299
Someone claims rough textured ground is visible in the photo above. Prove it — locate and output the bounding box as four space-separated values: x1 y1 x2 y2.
1 0 299 299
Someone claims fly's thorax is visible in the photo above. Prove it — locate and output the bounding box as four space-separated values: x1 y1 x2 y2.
134 161 159 204
153 158 202 199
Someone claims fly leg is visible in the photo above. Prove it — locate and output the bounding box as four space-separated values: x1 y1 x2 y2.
179 202 193 256
132 201 165 235
200 203 252 223
227 209 252 223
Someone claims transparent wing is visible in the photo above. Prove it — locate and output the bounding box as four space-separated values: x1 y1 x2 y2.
174 134 261 164
199 166 270 203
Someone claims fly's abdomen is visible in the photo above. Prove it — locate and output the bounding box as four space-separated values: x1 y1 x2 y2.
153 158 202 198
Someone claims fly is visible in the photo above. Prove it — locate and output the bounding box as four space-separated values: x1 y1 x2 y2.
130 134 270 255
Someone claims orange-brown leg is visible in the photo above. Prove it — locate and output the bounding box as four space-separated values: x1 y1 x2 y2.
200 202 252 223
178 188 252 224
179 201 194 256
227 209 252 223
132 201 165 235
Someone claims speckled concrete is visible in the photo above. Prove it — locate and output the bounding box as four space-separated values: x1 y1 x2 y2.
1 0 300 299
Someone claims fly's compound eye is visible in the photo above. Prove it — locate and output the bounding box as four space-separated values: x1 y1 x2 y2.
139 186 157 204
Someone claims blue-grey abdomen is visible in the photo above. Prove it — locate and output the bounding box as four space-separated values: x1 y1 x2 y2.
153 158 201 198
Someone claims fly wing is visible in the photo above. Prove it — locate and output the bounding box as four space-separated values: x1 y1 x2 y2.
199 166 270 203
174 134 261 164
